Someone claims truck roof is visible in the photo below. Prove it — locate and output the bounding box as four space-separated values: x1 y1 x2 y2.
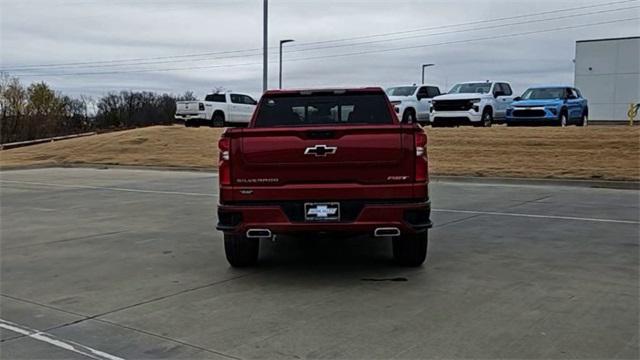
455 80 510 84
388 84 439 87
263 87 385 96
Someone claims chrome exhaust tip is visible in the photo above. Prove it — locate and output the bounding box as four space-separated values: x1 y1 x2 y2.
246 229 272 239
374 227 401 237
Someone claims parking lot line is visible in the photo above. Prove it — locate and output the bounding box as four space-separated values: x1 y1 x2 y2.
0 180 217 197
433 208 639 225
0 319 124 360
1 179 637 225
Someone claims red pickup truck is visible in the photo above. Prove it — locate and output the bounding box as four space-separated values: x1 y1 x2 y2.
216 88 432 267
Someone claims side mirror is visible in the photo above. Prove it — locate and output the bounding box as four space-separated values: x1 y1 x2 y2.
494 91 505 98
514 96 522 101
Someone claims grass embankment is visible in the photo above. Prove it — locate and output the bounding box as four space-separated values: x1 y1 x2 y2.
1 125 638 181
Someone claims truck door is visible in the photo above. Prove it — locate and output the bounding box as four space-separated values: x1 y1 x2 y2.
415 87 430 121
229 94 244 122
240 95 257 122
494 83 513 119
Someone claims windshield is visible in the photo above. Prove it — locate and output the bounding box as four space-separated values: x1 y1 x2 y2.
521 88 565 100
254 93 394 127
449 83 492 94
386 86 416 96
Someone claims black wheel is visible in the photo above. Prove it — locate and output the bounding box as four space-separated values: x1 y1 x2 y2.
577 112 588 127
392 232 428 267
558 111 568 127
212 113 225 127
402 109 416 124
480 109 493 127
224 233 259 267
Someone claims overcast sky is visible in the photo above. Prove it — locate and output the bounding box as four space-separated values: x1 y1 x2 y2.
1 0 638 98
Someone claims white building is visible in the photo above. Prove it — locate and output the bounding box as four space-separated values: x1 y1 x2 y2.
574 36 639 121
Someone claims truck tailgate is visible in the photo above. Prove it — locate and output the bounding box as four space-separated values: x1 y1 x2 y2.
175 101 200 114
230 125 415 186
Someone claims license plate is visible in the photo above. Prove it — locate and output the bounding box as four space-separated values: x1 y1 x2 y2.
304 202 340 221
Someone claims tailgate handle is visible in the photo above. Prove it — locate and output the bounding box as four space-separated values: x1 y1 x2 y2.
306 130 336 139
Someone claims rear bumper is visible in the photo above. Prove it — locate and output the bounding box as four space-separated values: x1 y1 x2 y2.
216 199 432 236
174 111 208 121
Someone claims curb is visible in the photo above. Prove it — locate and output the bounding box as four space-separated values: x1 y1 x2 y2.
0 163 216 173
1 163 638 190
430 175 640 190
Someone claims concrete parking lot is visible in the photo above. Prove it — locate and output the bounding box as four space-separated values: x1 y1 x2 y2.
1 168 638 359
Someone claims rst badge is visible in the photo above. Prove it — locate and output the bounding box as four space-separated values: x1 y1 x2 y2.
304 202 340 221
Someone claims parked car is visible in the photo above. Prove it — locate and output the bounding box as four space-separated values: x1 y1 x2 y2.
175 92 257 127
431 81 514 127
216 87 432 267
386 84 441 124
505 86 588 126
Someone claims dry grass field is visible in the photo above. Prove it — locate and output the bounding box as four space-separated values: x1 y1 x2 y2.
1 125 639 181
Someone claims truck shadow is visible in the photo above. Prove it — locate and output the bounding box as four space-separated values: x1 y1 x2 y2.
255 234 401 270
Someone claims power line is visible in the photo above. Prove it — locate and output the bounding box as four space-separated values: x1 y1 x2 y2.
13 17 638 77
4 4 637 73
286 0 639 48
2 0 636 70
285 6 639 54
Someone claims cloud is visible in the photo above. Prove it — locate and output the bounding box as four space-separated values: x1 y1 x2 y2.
1 0 637 98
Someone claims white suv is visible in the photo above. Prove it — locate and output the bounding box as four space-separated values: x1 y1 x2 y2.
386 85 441 124
431 81 514 127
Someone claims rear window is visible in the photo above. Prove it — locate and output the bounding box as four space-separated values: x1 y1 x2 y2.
204 94 226 102
254 93 394 127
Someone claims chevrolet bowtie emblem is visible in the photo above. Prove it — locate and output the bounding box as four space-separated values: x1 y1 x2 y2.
304 144 337 157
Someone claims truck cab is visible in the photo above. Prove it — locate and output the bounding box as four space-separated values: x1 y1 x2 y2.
431 81 514 127
216 88 432 267
386 84 441 124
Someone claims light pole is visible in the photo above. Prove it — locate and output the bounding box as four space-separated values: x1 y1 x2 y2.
262 0 268 93
279 39 294 89
421 63 435 84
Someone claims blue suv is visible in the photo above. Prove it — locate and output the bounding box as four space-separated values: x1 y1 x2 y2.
506 86 588 126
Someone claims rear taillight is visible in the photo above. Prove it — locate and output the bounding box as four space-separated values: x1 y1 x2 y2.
415 132 428 182
218 136 231 185
199 102 205 111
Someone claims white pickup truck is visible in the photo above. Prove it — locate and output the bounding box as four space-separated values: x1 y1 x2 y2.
175 92 258 127
386 84 441 124
431 81 514 127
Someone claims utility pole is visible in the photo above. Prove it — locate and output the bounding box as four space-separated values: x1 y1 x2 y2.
262 0 268 93
421 63 435 84
279 39 294 89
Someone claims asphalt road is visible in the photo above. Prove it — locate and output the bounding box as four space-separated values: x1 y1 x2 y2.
1 168 638 359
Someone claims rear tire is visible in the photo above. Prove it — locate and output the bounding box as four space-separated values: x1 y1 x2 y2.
392 232 428 267
212 113 225 127
224 233 259 267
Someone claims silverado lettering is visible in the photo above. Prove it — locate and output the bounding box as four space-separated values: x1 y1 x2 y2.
216 87 432 267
